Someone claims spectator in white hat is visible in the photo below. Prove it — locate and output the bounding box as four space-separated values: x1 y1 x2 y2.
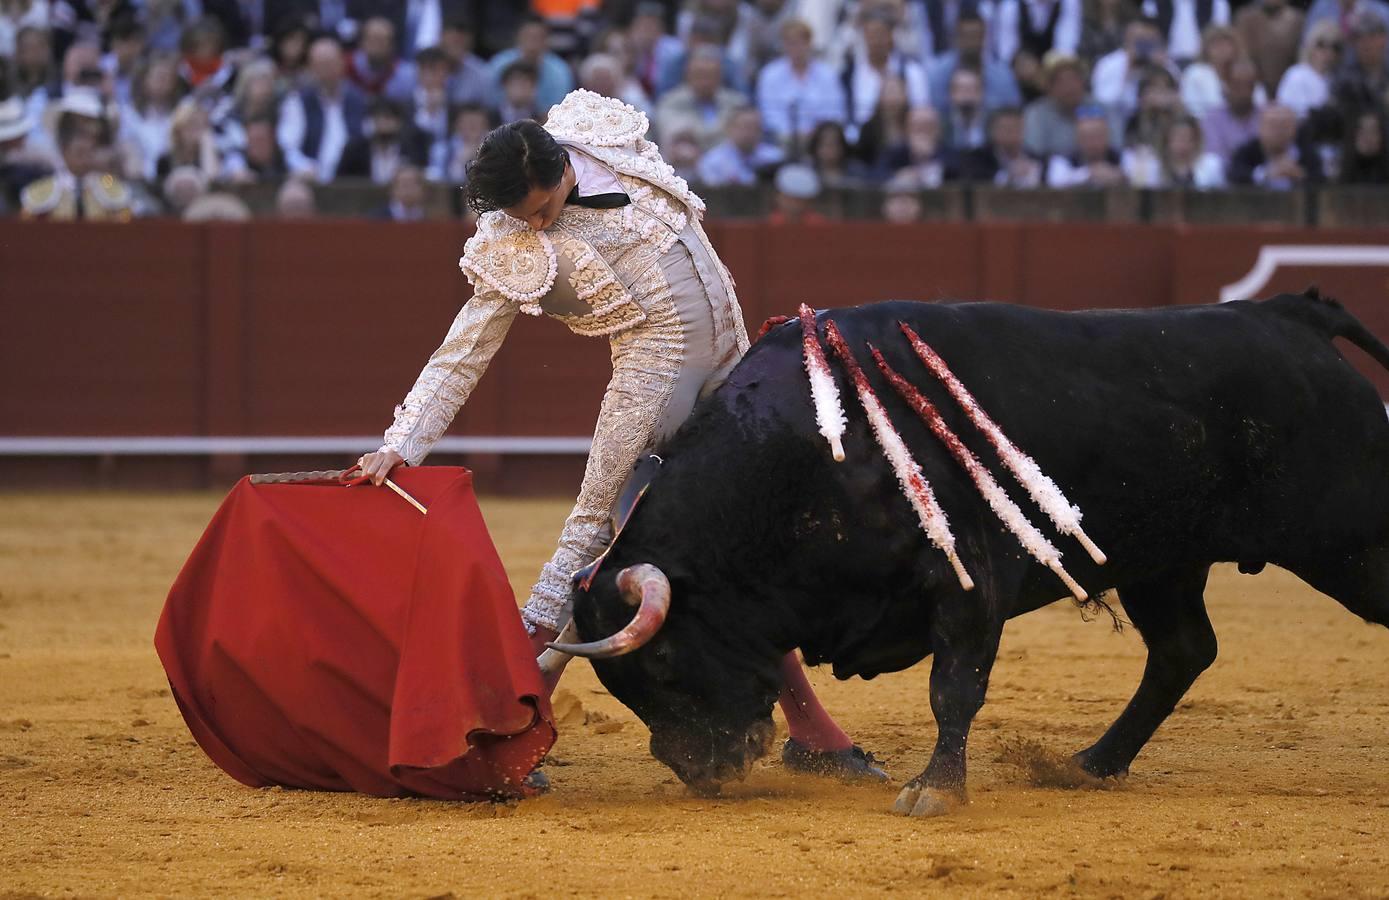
36 85 117 169
0 94 51 214
31 44 112 161
881 169 926 223
768 161 829 224
0 95 35 150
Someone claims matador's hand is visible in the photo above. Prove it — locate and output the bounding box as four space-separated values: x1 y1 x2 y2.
357 449 404 486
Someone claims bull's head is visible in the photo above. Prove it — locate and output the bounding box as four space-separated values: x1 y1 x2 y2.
550 562 783 794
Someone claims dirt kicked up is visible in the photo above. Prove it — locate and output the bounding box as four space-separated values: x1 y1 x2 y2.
2 492 1387 898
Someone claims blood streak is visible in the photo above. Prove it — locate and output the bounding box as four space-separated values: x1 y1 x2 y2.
756 315 792 341
822 320 973 592
899 322 1107 566
871 345 1088 602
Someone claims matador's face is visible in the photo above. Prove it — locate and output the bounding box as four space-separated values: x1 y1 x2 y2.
505 160 575 232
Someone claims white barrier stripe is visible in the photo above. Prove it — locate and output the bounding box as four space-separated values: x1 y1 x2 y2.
1218 245 1389 303
0 436 594 455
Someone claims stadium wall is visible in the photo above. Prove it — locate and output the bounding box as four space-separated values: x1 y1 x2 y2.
2 220 1387 491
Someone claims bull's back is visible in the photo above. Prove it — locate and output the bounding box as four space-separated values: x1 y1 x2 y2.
729 299 1389 567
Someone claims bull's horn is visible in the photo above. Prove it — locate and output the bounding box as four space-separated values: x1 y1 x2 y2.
536 619 579 677
545 563 671 659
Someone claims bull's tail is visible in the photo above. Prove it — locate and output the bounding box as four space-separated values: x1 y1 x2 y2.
1269 288 1389 374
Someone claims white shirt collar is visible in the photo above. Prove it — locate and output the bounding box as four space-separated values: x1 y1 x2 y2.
566 145 624 197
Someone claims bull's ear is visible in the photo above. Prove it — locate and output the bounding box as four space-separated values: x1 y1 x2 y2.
613 479 654 532
573 481 656 592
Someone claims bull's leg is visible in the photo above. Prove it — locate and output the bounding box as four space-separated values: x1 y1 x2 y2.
893 591 1003 817
1285 543 1389 628
1074 565 1216 779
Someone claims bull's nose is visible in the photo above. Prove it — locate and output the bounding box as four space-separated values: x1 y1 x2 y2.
650 731 707 783
687 779 723 798
652 720 778 792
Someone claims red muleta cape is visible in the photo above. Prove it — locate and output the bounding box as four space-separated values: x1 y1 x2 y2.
154 466 556 800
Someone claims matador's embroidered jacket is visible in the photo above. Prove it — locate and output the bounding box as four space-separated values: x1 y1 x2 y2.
381 90 750 632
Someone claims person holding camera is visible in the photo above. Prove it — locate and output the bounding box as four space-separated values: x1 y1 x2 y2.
1090 17 1182 120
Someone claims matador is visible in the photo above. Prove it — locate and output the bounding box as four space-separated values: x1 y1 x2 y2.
363 90 883 779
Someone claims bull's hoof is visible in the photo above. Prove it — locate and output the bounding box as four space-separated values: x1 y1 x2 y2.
892 784 960 818
1072 749 1128 781
782 740 889 782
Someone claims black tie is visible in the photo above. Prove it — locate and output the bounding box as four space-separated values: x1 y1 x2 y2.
566 186 630 209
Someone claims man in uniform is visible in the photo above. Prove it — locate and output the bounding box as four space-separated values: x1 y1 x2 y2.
21 118 133 221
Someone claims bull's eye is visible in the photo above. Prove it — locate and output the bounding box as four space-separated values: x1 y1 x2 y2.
648 643 677 678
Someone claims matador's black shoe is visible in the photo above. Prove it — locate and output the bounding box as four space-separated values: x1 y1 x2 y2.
522 769 551 794
782 739 889 782
487 768 549 802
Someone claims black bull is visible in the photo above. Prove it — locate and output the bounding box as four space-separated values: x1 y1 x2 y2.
568 291 1389 814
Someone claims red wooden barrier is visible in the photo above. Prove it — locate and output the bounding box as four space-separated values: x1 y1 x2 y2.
2 220 1386 489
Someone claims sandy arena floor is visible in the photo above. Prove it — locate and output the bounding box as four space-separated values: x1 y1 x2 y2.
1 491 1387 898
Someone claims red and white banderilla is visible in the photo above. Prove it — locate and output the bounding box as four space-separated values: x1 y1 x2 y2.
798 304 847 462
823 319 974 592
897 322 1107 566
870 345 1088 602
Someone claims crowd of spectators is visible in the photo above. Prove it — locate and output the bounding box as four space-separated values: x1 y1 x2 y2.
2 0 1388 221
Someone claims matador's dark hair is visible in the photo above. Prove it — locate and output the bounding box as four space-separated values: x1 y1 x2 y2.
463 120 567 214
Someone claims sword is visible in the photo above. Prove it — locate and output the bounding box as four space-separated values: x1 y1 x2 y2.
248 468 428 515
